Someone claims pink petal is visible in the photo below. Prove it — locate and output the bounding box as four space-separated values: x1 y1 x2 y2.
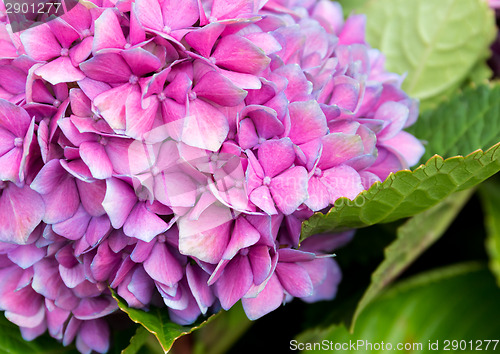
212 35 270 74
134 0 163 31
318 133 364 169
123 203 168 242
382 131 425 167
270 166 309 215
276 262 313 297
122 47 162 77
80 53 132 83
210 0 254 20
185 23 225 57
102 178 137 229
194 71 247 106
258 138 295 178
92 9 127 54
162 0 199 29
35 57 85 85
79 141 113 179
144 242 183 286
241 273 283 320
20 24 61 61
249 185 278 215
216 254 253 310
222 217 260 260
287 100 328 145
304 176 330 211
182 99 229 152
322 165 363 203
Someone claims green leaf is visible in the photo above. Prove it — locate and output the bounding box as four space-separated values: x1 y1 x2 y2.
300 142 500 240
120 326 164 354
408 83 500 163
361 0 495 103
194 302 252 354
297 263 500 353
111 290 217 353
479 177 500 287
336 0 369 16
351 188 474 329
0 312 77 354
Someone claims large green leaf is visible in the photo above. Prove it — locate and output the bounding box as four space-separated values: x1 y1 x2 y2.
0 313 77 354
408 83 500 162
479 177 500 287
350 188 474 329
111 290 217 353
362 0 495 103
301 142 500 240
296 263 500 353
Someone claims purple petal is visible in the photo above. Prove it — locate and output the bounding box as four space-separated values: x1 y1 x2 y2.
144 242 183 286
102 178 137 229
276 262 313 298
79 319 110 354
7 243 45 269
222 216 260 260
52 205 91 240
241 274 283 320
216 254 253 310
123 202 169 242
186 263 214 313
0 184 44 244
248 245 272 285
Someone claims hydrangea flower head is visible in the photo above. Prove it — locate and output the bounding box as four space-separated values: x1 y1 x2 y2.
0 0 424 352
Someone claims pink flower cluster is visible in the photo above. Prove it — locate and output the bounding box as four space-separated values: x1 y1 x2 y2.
0 0 424 352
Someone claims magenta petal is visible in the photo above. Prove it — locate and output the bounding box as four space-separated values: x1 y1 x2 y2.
258 138 295 177
237 118 259 149
79 141 113 179
20 24 61 61
194 71 247 106
242 273 283 320
85 215 111 246
130 239 155 263
91 241 120 282
0 99 31 137
185 23 225 57
0 148 22 183
0 184 44 244
80 53 132 83
276 262 313 298
93 9 127 53
269 167 309 215
162 0 199 29
144 242 183 286
34 57 85 85
134 0 163 31
123 202 168 242
210 0 254 20
122 47 162 77
287 100 328 145
102 178 137 229
213 35 270 75
216 254 253 310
